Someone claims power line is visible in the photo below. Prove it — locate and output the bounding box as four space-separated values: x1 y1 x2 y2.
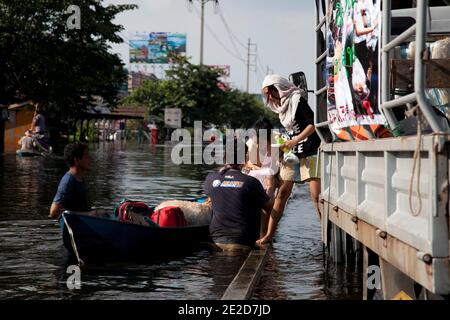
216 6 246 60
256 51 267 77
192 5 246 64
217 6 247 50
216 5 272 89
187 0 219 65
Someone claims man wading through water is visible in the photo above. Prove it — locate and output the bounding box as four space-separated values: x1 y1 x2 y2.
49 143 104 219
204 138 274 253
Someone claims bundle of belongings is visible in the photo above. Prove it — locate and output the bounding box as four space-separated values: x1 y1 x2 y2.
114 198 212 228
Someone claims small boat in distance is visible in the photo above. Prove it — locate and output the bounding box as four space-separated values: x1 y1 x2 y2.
60 210 211 262
16 150 43 157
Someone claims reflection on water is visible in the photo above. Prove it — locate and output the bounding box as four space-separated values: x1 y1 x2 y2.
254 187 362 299
0 142 361 299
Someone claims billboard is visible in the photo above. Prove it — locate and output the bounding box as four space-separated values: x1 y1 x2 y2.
209 65 231 90
209 65 231 78
326 0 385 133
130 32 187 64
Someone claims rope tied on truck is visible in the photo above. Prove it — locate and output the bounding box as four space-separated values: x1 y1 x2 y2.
405 105 423 217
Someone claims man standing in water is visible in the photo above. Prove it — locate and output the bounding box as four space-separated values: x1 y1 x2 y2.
204 140 273 252
49 143 94 219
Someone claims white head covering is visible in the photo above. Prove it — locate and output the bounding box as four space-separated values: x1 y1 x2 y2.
261 74 306 131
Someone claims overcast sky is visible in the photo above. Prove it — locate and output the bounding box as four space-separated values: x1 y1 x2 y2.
106 0 316 94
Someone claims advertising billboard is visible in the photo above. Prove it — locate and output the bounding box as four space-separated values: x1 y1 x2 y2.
209 65 231 78
130 32 187 64
208 65 231 90
326 0 385 133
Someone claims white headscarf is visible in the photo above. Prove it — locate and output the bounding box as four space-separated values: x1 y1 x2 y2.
262 74 306 131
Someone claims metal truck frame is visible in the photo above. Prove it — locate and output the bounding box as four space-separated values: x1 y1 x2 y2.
314 0 450 299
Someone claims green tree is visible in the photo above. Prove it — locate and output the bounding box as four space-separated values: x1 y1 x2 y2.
126 55 278 128
0 0 136 116
222 89 278 128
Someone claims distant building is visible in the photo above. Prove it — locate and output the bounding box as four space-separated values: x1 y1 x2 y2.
1 101 35 154
128 71 158 93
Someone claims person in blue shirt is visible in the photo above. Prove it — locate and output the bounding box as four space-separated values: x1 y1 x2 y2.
49 143 95 219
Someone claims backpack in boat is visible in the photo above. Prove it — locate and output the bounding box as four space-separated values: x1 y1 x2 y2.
151 206 187 228
115 199 152 222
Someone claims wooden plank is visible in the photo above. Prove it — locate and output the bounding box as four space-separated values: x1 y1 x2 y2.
221 247 270 300
391 58 450 90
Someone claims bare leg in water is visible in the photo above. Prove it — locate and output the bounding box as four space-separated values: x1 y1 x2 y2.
260 176 277 237
309 178 321 221
257 180 294 245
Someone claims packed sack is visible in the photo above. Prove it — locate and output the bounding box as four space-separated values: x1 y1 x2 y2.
154 199 211 226
151 206 187 227
115 199 152 222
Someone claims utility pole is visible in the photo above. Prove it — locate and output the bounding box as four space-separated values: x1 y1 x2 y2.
187 0 219 65
200 0 205 65
246 38 257 93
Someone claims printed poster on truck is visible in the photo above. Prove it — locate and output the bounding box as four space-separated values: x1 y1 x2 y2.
326 0 385 133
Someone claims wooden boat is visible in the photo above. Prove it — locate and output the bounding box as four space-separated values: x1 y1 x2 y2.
16 150 42 157
60 210 211 262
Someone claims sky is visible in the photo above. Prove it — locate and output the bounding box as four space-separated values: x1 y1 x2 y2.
106 0 316 95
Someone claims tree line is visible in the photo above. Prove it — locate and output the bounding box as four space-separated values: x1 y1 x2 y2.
0 0 278 139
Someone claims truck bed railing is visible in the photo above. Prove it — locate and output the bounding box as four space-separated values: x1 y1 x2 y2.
381 0 447 134
315 0 450 142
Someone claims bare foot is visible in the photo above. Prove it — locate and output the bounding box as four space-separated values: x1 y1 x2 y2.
256 236 272 248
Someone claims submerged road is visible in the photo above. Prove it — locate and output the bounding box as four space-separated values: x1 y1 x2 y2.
0 142 361 299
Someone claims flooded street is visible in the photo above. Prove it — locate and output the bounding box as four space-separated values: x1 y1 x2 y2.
0 143 361 299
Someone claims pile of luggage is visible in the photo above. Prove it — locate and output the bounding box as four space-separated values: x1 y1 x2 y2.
114 199 212 228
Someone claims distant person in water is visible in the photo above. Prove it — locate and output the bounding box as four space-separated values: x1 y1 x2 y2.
49 143 102 219
31 104 51 151
32 105 46 136
17 130 35 153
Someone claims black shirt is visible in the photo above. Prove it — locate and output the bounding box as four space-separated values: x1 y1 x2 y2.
288 98 321 158
204 168 270 247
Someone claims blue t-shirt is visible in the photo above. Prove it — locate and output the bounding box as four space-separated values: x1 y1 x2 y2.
53 172 91 212
204 168 269 247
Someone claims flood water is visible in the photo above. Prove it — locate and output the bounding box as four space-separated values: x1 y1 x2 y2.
0 142 362 300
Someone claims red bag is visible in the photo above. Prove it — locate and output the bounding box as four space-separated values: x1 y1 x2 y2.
151 206 187 228
116 200 152 222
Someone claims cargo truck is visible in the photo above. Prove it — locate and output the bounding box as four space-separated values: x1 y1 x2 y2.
308 0 450 299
